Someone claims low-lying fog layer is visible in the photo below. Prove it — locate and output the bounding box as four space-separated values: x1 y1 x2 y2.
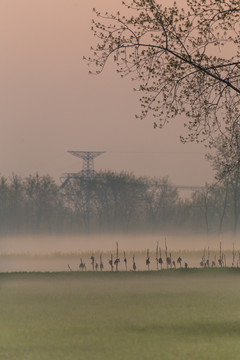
0 233 239 272
1 233 238 253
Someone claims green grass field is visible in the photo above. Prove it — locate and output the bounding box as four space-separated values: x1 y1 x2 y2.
1 269 240 360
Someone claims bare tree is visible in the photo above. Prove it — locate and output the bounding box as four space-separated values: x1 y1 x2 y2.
88 0 240 142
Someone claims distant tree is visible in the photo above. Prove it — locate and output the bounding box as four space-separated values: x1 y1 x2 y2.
24 174 61 232
62 171 146 232
88 0 240 142
206 120 240 234
173 197 196 231
210 183 230 234
143 176 179 230
191 184 221 233
0 177 9 234
102 171 145 230
85 176 111 230
8 175 25 233
63 176 96 232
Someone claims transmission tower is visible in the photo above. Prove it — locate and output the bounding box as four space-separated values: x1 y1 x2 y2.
60 151 105 188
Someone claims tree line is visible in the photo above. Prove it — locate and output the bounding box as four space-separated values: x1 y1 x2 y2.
0 171 239 235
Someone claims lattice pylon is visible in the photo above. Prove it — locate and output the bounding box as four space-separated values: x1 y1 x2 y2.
60 151 105 188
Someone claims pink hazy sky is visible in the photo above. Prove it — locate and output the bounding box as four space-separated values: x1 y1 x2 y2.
0 0 213 187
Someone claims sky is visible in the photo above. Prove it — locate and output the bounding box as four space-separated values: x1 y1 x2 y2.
0 0 214 188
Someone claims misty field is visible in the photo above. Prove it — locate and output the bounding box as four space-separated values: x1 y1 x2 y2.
1 270 240 360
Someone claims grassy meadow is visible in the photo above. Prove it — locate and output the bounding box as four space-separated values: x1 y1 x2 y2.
1 270 240 360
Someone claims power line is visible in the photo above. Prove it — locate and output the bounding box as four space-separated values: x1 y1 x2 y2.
107 151 205 154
